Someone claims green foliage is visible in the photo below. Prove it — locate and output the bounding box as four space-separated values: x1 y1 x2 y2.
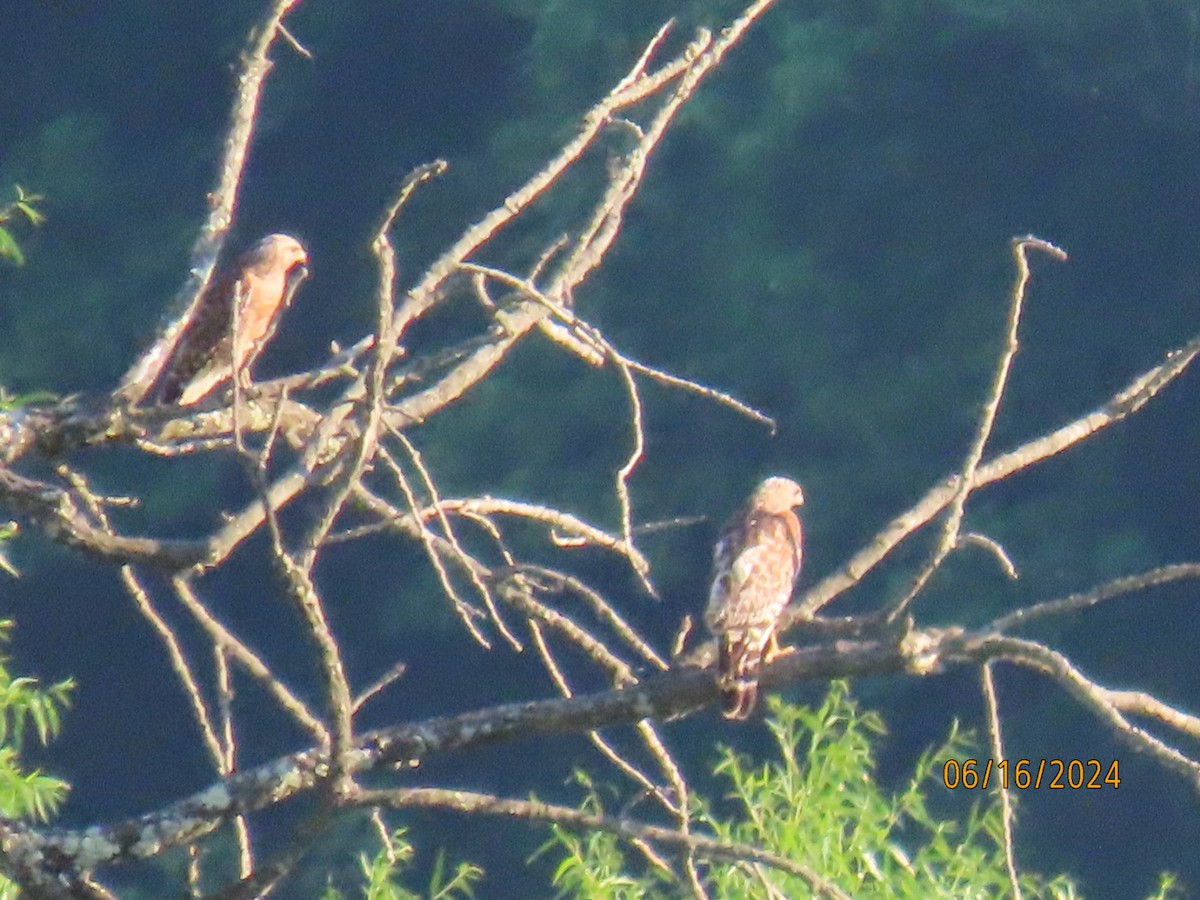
536 771 675 900
0 619 72 899
546 822 658 900
0 746 68 825
0 389 57 412
0 620 72 813
321 827 482 900
0 185 44 267
1146 872 1182 900
0 523 18 580
0 667 72 750
0 387 57 579
541 683 1170 898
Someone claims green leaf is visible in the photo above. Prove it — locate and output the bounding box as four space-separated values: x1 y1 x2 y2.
0 390 59 411
0 228 24 266
14 202 45 227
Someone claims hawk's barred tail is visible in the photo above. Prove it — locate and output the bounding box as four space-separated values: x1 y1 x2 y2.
721 680 758 720
718 633 761 720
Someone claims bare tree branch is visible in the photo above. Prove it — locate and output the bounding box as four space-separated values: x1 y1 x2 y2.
3 0 1197 895
349 786 852 899
791 324 1200 624
115 0 309 405
885 235 1067 624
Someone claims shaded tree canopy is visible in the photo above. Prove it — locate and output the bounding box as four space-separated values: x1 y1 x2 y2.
0 0 1199 897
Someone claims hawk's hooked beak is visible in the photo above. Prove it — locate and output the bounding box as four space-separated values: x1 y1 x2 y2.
282 262 309 306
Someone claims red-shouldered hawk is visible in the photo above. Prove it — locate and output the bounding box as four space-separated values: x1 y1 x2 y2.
705 476 805 719
119 234 309 406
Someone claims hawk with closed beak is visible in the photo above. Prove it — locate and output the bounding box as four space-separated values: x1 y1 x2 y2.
705 476 805 719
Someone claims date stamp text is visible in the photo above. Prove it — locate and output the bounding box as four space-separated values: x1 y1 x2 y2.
942 758 1121 790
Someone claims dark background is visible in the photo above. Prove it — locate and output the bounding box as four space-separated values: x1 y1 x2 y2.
1 0 1199 896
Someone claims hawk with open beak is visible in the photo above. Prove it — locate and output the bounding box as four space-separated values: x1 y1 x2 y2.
119 233 309 406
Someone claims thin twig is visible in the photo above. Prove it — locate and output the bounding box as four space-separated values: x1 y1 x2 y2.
886 235 1066 624
391 428 520 649
122 567 224 766
518 564 668 670
981 662 1021 900
171 576 328 743
500 574 637 683
528 622 677 822
460 247 775 427
612 354 651 595
353 661 408 715
214 648 254 881
435 486 654 578
376 444 492 648
956 635 1200 786
988 563 1200 633
349 786 852 898
793 325 1200 623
